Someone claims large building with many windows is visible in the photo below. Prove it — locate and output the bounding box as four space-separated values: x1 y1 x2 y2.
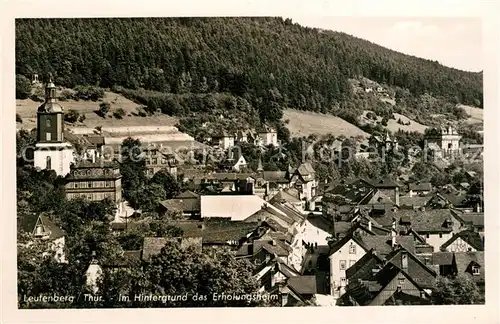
64 161 122 204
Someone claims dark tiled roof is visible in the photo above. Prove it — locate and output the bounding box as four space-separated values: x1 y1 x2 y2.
287 276 317 295
380 208 456 233
408 182 432 191
386 248 437 288
398 195 432 207
202 220 259 244
32 214 66 240
345 249 383 280
370 178 400 189
431 252 454 265
441 230 483 251
325 179 375 204
158 197 200 213
454 251 485 282
454 212 484 228
175 190 200 199
270 190 301 203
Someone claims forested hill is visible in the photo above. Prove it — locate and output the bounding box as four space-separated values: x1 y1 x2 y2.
16 17 483 119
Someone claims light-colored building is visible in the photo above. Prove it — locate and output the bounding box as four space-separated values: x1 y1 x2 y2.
64 161 122 207
257 126 278 147
425 126 462 158
34 79 74 176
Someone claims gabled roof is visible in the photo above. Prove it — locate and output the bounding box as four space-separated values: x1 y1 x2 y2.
32 214 66 240
408 182 432 191
398 195 432 207
441 230 483 251
270 190 301 203
200 195 269 221
453 251 485 282
385 248 437 288
379 208 456 233
244 207 295 230
287 276 317 295
202 220 259 244
175 190 200 199
345 249 383 280
158 197 201 213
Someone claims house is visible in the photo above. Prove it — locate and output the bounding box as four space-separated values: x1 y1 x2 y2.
343 262 431 306
269 189 304 211
157 191 201 218
30 214 67 263
408 182 432 197
289 162 318 206
452 251 485 288
142 144 178 178
275 276 317 306
220 147 248 172
256 125 278 147
64 160 123 210
375 208 460 252
440 230 483 252
254 255 301 292
431 251 455 276
328 224 415 297
368 132 399 155
211 131 235 150
370 178 400 206
424 126 462 159
451 211 484 234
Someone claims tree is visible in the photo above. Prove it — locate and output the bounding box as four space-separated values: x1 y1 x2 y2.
150 170 181 199
64 109 80 123
99 102 111 115
431 274 484 305
16 74 32 99
113 107 126 119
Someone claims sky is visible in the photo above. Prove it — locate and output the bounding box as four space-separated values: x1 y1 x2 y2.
289 17 482 72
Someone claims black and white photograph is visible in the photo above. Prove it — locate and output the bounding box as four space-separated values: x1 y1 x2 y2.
3 0 499 322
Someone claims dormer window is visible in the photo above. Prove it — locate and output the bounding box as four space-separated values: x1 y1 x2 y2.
472 265 480 275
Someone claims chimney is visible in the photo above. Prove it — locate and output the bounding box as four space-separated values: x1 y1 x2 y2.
395 187 400 206
391 228 397 248
368 221 372 231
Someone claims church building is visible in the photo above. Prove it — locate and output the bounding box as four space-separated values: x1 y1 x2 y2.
34 78 74 176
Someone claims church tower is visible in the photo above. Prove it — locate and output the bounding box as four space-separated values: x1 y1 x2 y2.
34 77 74 176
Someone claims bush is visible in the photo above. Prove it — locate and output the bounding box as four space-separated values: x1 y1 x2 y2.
381 117 389 126
74 85 105 101
113 108 125 119
78 114 86 123
16 74 32 99
99 102 111 115
64 109 80 123
58 89 74 101
16 114 23 123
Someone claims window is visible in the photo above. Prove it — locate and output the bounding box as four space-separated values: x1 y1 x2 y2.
339 260 346 270
340 278 346 286
426 233 430 238
439 233 443 238
46 119 52 127
349 243 356 254
472 265 480 275
398 278 405 285
46 156 51 169
46 132 51 141
88 182 92 188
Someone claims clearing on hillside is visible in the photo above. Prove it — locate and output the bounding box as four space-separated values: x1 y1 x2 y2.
16 90 179 131
283 109 370 138
457 104 483 125
360 110 428 134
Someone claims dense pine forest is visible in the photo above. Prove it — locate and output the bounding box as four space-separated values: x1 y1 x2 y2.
16 17 483 124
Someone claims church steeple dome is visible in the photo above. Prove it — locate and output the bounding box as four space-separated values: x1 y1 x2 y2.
38 75 63 113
